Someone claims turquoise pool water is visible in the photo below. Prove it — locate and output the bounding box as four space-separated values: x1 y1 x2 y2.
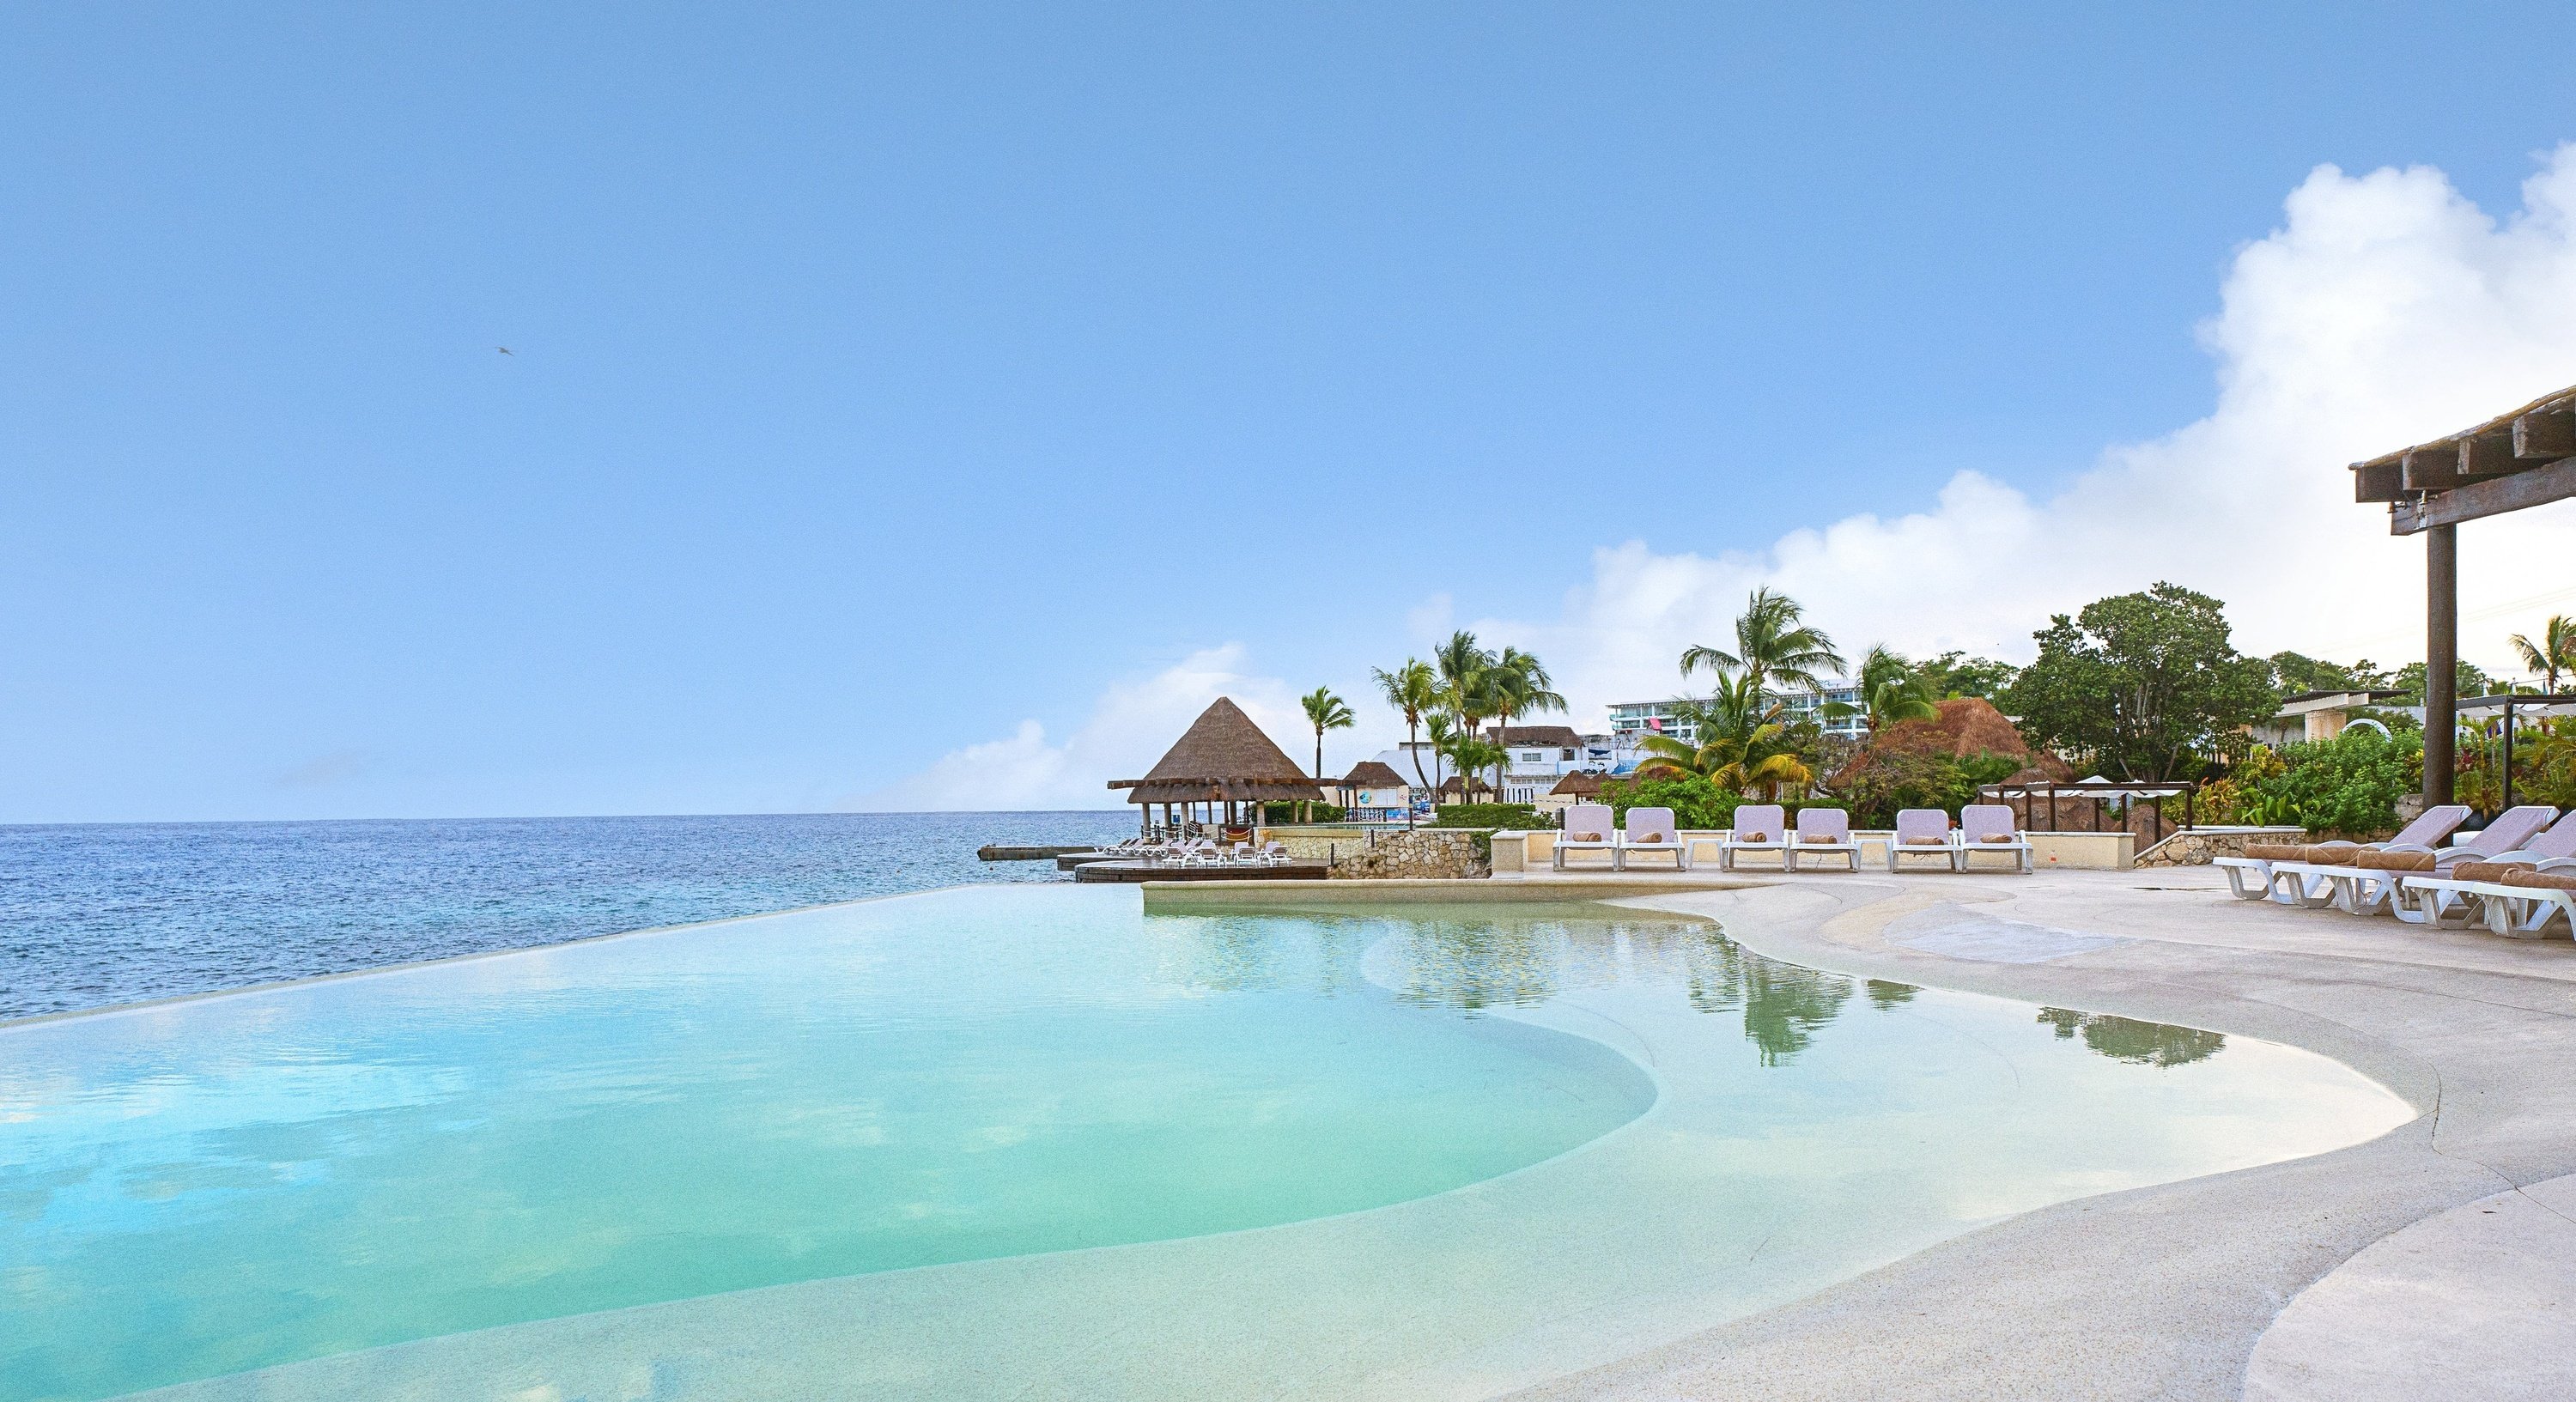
0 888 2413 1402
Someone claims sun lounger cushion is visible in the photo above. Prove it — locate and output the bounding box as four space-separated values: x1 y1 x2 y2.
2501 870 2576 892
2451 860 2534 883
2357 848 2437 871
2243 841 2306 861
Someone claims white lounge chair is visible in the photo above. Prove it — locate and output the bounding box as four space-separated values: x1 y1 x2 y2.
2216 805 2471 904
2314 804 2557 917
1887 808 1958 872
1553 804 1618 871
2391 810 2576 928
2478 866 2576 938
1719 804 1789 871
1617 805 1687 871
1957 804 2034 873
1787 806 1862 872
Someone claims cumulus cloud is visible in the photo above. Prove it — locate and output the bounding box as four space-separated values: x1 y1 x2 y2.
1488 146 2576 717
854 645 1309 811
880 146 2576 809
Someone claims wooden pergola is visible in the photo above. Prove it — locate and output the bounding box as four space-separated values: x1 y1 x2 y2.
2352 383 2576 804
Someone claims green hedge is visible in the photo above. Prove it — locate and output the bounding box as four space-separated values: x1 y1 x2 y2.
2253 728 2418 837
1430 803 1555 830
1259 801 1346 822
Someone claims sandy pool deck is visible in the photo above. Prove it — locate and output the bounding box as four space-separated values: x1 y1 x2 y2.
1493 867 2576 1401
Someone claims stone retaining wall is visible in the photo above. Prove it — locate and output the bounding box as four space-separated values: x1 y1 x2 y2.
1327 829 1490 880
2134 826 2307 868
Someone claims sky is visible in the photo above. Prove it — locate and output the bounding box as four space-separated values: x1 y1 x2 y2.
5 3 2576 822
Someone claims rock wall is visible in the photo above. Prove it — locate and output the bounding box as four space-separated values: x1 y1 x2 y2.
1327 829 1490 880
2134 827 2307 868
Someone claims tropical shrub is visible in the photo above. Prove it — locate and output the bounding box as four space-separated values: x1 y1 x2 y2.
1430 804 1555 830
1260 802 1346 823
1600 775 1747 830
1830 750 2024 829
2252 728 2419 837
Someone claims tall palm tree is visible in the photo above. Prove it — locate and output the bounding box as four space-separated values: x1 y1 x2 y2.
2511 615 2576 695
1432 630 1495 738
1371 659 1439 822
1484 646 1566 802
1422 713 1457 798
1680 587 1847 699
1850 645 1940 735
1299 687 1354 781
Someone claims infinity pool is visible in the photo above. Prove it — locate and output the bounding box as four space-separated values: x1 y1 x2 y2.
0 887 2412 1401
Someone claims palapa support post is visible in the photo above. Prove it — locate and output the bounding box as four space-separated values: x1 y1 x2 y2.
2425 524 2458 807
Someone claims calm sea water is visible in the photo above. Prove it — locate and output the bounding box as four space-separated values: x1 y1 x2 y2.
0 811 1138 1021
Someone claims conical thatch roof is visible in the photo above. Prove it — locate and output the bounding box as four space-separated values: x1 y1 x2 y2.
1342 761 1409 787
1109 697 1327 804
1549 770 1606 797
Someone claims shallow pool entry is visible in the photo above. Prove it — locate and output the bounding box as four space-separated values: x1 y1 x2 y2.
0 888 2411 1402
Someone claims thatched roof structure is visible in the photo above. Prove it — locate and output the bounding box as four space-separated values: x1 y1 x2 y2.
1492 725 1584 748
2352 381 2576 533
1108 697 1326 805
1341 761 1409 788
1549 771 1607 797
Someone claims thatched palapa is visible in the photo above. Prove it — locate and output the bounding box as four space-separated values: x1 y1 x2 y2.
1109 697 1327 805
1340 761 1409 788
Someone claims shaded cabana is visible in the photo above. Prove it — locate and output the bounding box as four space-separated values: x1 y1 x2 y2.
1109 697 1326 834
2352 383 2576 805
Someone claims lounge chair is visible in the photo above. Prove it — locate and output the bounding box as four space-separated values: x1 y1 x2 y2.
1787 807 1862 872
1553 803 1618 871
2312 804 2557 917
1719 804 1789 871
1617 806 1688 871
1887 809 1958 872
2391 810 2576 928
2480 867 2576 938
2215 805 2470 904
1956 804 2034 873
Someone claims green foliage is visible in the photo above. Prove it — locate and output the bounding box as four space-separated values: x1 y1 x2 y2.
1680 586 1845 695
1917 651 2019 701
1260 802 1346 823
1829 750 2024 828
2392 659 2498 705
2266 651 2398 698
2003 582 2276 780
1598 774 1747 830
1430 803 1553 830
2251 727 2421 837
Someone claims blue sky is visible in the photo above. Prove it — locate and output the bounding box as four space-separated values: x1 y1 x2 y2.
7 4 2576 822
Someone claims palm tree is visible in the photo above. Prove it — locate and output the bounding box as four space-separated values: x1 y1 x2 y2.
1432 630 1495 738
1680 587 1847 699
1300 687 1354 782
1422 712 1457 798
1371 659 1438 825
1849 645 1940 735
1635 717 1812 798
1443 736 1505 804
1484 646 1566 803
2510 616 2576 695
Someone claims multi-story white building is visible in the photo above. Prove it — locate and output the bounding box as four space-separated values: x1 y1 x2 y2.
1608 680 1869 746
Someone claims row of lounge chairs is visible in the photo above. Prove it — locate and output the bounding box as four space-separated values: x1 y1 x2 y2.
1549 804 2034 874
2211 804 2576 938
1091 835 1294 867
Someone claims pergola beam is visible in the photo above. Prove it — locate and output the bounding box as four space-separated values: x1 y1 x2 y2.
2391 455 2576 535
2517 407 2576 461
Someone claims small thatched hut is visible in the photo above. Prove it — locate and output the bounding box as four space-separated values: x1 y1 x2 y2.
1334 760 1414 823
1109 697 1326 832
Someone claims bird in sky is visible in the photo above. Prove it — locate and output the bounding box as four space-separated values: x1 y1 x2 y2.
496 346 513 355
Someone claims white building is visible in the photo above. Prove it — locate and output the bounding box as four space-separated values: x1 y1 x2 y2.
1608 679 1868 745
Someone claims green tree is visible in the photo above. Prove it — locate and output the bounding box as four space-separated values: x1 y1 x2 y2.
1916 651 2019 701
2510 615 2576 694
2266 651 2397 698
2393 659 2497 705
1432 631 1494 737
1848 645 1940 734
2002 582 2275 781
1484 646 1566 801
1371 659 1441 805
1680 587 1847 697
1299 687 1353 782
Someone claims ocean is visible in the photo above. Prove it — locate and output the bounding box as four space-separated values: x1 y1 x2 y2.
0 811 1139 1022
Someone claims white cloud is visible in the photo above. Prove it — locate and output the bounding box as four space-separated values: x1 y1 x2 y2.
880 147 2576 809
854 645 1310 811
1479 145 2576 717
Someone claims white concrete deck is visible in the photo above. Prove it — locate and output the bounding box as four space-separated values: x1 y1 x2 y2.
1501 867 2576 1401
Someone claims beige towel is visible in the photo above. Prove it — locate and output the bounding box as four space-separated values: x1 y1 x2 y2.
1570 831 1603 843
2453 860 2532 883
2502 869 2576 892
1738 831 1769 843
1631 830 1664 844
1979 834 2014 844
2356 848 2436 871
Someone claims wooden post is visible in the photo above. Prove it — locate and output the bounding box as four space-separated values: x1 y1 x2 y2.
2427 524 2458 806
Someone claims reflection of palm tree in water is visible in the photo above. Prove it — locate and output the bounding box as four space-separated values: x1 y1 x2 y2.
1682 935 1855 1065
1392 918 1558 1011
2036 1008 2225 1067
1865 980 1917 1011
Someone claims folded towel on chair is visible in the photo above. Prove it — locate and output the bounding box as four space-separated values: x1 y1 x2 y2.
1904 838 1946 847
2243 841 2306 862
1801 833 1838 844
1631 831 1664 844
2304 841 2362 865
1570 831 1602 843
2451 860 2532 883
2357 848 2436 871
1738 831 1769 843
2502 870 2576 893
1979 834 2015 844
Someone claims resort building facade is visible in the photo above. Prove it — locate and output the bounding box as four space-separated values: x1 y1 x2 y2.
1608 679 1869 745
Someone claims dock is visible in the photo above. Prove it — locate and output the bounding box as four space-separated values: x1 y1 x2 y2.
977 845 1097 862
